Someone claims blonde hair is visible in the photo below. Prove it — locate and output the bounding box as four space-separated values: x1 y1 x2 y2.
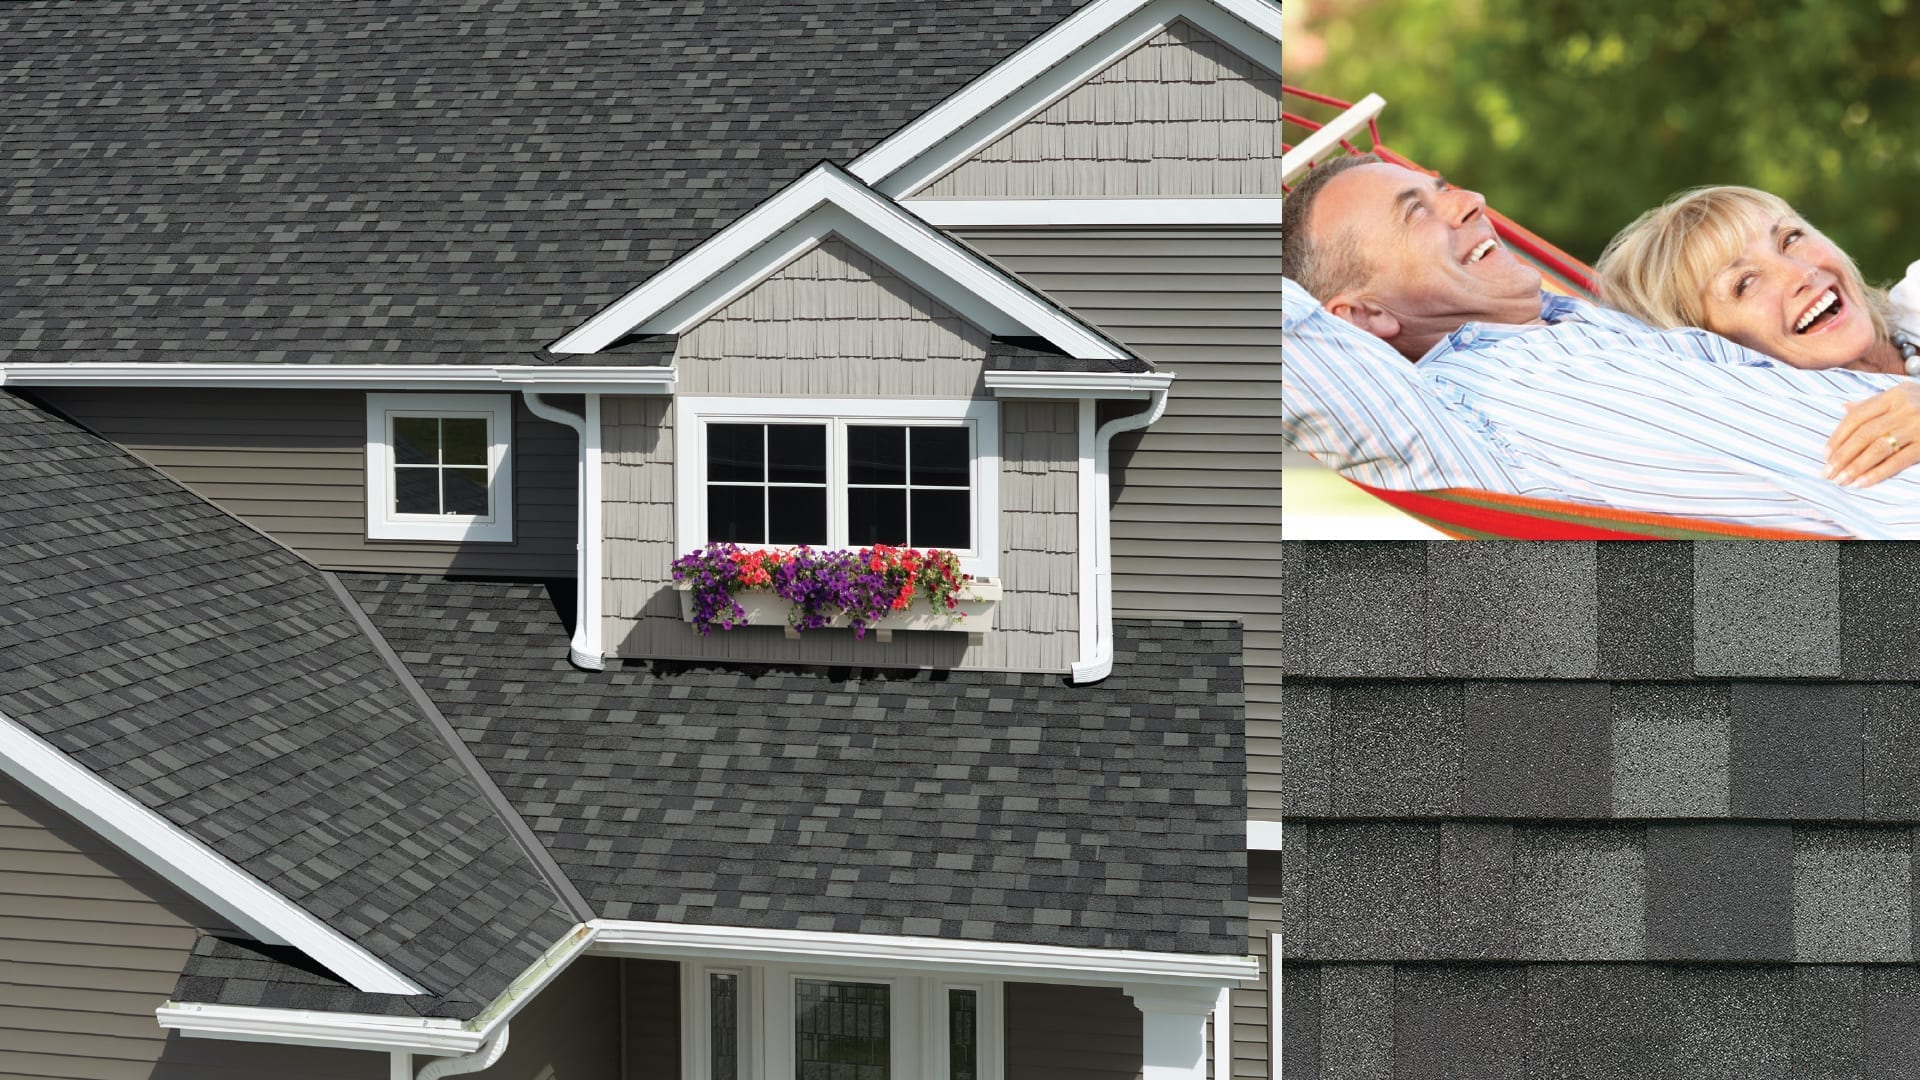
1595 185 1891 342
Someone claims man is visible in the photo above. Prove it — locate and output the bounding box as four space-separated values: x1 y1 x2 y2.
1281 153 1920 538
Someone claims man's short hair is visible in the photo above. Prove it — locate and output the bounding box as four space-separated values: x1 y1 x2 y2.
1281 152 1380 301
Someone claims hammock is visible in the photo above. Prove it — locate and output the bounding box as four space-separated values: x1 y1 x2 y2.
1281 86 1835 540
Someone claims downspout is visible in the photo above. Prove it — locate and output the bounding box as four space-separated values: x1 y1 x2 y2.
1070 387 1169 685
521 392 605 671
414 1026 511 1080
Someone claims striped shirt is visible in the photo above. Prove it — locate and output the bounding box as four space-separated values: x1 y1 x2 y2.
1281 278 1920 538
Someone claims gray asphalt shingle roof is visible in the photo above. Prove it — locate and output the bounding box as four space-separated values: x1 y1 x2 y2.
0 390 573 1019
1 0 1091 368
345 573 1248 956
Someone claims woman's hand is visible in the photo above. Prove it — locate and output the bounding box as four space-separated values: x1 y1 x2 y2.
1827 383 1920 486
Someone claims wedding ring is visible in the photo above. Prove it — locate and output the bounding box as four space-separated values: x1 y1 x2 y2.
1888 434 1905 452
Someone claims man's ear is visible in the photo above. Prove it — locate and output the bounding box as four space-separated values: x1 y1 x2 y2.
1323 293 1402 341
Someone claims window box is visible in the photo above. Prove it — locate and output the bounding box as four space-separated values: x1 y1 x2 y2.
674 575 1002 643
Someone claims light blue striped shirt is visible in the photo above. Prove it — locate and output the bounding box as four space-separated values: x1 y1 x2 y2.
1282 277 1920 537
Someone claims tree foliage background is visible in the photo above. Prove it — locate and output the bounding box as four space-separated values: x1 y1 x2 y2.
1285 0 1920 284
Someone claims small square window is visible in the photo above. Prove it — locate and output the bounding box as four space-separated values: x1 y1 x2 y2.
365 393 515 543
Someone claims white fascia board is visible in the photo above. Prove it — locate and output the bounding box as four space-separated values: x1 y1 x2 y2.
0 709 424 995
851 0 1281 198
906 198 1280 228
547 165 1129 363
0 363 676 394
156 1004 479 1055
984 370 1175 399
588 920 1259 988
1247 819 1283 850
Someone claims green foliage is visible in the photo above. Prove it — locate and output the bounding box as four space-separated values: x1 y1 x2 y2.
1293 0 1920 281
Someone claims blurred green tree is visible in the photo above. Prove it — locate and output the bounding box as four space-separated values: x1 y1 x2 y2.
1289 0 1920 283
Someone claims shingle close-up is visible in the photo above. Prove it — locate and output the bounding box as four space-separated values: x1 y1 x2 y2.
0 390 573 1019
345 572 1248 956
0 0 1089 367
1284 541 1920 1080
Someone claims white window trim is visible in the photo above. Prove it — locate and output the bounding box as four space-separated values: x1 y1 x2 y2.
365 392 515 543
674 397 1001 581
681 959 999 1080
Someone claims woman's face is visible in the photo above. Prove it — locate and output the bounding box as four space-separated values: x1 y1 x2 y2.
1698 215 1878 369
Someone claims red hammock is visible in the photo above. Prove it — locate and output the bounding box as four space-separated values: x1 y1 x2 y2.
1282 85 1835 541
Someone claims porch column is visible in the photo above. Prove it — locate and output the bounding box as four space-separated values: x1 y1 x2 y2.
1124 984 1219 1080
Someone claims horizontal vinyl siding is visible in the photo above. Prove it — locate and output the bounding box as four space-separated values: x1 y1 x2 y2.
0 774 372 1080
914 20 1280 198
488 956 620 1080
957 227 1281 808
1004 982 1142 1080
1232 852 1281 1080
621 959 680 1080
34 388 577 578
601 398 1080 674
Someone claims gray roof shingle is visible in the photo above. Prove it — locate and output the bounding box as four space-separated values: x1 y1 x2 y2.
0 391 573 1018
344 573 1247 956
1 0 1093 368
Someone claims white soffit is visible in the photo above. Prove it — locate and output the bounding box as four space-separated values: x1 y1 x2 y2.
546 164 1129 362
849 0 1281 199
0 709 424 995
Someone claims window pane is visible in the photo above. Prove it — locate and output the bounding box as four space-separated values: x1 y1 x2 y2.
393 417 439 465
847 488 906 547
440 417 489 466
708 424 765 483
395 466 439 514
442 468 489 516
848 425 906 486
768 424 828 484
910 490 970 550
910 427 970 487
796 980 889 1080
948 989 977 1080
768 486 827 545
710 973 738 1080
708 486 765 543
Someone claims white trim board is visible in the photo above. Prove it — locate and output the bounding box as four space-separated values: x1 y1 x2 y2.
1247 819 1283 850
849 0 1281 198
985 370 1173 399
0 708 423 995
907 198 1280 227
0 363 677 394
364 393 516 544
589 919 1259 987
546 163 1130 363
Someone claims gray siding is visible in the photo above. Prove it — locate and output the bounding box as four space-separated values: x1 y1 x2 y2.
620 959 680 1080
34 389 578 578
0 773 375 1080
1005 982 1142 1080
914 21 1280 199
675 235 988 399
1231 852 1280 1079
956 228 1281 813
488 956 620 1080
600 398 1079 673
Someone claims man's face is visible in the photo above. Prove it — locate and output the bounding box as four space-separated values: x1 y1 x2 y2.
1312 162 1542 335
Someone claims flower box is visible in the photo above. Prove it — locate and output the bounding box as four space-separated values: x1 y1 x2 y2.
674 577 1002 643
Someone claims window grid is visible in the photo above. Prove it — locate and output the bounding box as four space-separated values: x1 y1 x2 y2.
391 415 491 518
845 424 972 549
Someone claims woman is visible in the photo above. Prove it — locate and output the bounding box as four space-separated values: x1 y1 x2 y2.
1597 185 1920 485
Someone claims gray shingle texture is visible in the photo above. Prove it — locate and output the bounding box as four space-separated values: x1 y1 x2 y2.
1693 543 1840 677
0 392 574 1018
345 574 1246 955
0 0 1097 369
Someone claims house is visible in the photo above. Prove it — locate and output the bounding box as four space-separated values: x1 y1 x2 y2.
1282 543 1920 1078
0 1 1280 1077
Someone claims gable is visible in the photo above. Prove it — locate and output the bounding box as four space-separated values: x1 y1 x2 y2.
675 235 989 398
913 20 1280 199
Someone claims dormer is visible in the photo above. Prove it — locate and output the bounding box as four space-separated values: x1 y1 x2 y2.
546 165 1169 681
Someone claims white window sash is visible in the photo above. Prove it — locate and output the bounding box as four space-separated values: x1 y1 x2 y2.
364 392 515 543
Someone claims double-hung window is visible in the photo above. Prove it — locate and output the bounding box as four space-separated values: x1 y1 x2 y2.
365 393 515 542
676 398 999 579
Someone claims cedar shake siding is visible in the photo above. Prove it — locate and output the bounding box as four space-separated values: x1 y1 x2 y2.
0 773 372 1080
30 388 578 578
673 236 990 399
1283 542 1920 1079
911 20 1281 198
957 227 1280 804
